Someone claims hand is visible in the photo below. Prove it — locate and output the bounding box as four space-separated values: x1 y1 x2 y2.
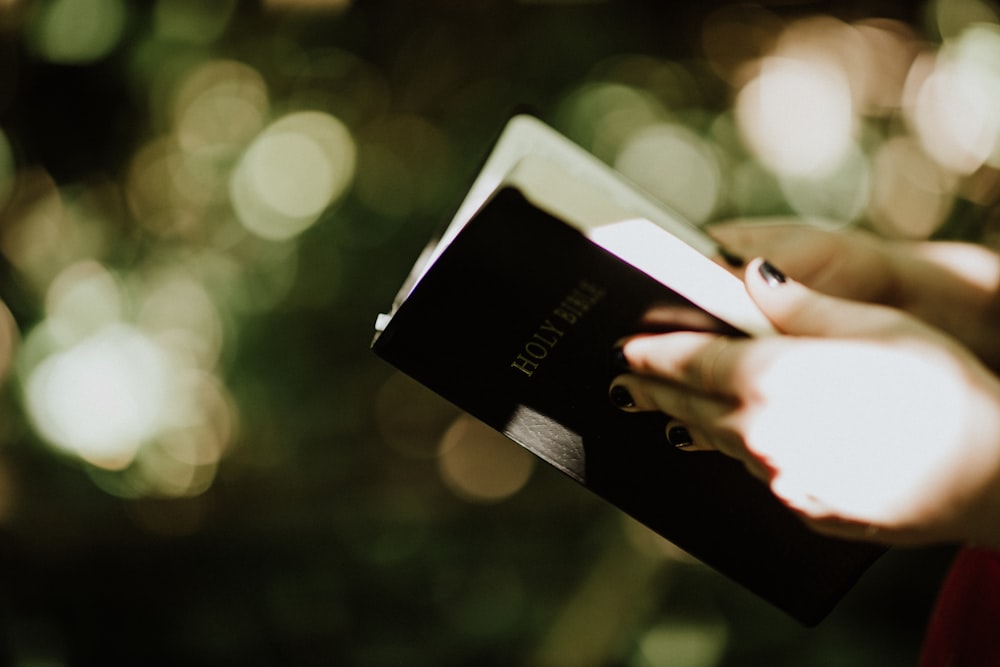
610 259 1000 547
710 221 1000 372
711 220 899 306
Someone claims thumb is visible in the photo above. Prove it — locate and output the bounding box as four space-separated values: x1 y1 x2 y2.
746 258 899 338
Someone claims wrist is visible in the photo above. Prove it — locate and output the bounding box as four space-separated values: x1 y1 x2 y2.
955 383 1000 549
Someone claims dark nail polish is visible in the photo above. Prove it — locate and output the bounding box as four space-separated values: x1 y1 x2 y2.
719 246 745 268
668 426 694 449
609 385 635 409
759 261 787 287
612 345 631 372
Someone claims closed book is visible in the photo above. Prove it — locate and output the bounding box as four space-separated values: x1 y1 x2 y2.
372 114 883 625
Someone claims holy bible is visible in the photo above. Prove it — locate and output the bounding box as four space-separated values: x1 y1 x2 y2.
371 114 883 625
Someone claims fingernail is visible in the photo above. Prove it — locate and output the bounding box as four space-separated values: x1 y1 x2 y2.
719 246 745 268
609 384 636 409
758 261 787 287
612 345 631 373
668 425 694 449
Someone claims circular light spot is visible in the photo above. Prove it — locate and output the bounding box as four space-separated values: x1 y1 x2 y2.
852 19 921 115
230 111 355 240
45 260 123 345
736 57 855 177
778 143 871 224
907 25 1000 174
153 0 235 44
253 133 335 218
870 136 953 239
556 82 662 162
30 0 127 64
701 3 783 84
375 372 458 459
437 415 534 504
614 123 721 224
637 618 729 667
137 269 225 370
25 325 171 470
172 60 270 155
929 0 999 42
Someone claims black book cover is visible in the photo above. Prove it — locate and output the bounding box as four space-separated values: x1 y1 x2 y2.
372 186 883 626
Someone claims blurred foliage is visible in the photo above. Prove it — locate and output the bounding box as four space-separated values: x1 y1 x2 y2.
0 0 994 664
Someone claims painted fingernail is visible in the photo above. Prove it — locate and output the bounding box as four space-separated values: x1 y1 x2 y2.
668 425 694 449
719 246 745 268
759 261 787 287
609 384 636 409
612 345 631 373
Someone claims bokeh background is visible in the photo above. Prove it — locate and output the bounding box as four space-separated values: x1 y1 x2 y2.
0 0 998 664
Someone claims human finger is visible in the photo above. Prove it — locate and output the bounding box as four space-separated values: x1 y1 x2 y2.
609 375 755 460
607 380 720 453
772 476 948 546
795 514 941 547
673 417 769 475
620 332 754 400
665 421 712 452
798 517 888 544
609 372 736 425
744 257 909 338
711 222 898 306
664 420 772 481
708 220 838 281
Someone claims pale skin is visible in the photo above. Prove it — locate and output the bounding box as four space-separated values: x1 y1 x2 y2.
610 222 1000 548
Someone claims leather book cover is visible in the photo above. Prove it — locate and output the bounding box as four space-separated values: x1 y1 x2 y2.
372 186 883 626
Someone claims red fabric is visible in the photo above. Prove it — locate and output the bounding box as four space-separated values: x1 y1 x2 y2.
920 547 1000 667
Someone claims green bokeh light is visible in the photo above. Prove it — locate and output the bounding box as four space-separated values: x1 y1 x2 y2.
30 0 128 64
